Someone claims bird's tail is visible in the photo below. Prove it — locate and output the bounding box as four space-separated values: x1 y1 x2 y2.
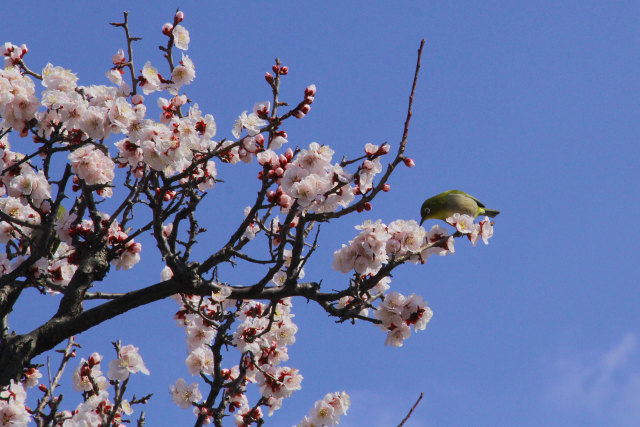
482 208 500 218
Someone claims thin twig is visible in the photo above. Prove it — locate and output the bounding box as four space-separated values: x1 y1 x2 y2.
397 392 424 427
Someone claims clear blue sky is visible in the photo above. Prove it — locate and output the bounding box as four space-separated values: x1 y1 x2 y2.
5 1 640 426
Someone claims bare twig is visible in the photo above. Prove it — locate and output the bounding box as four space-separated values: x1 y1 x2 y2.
397 392 424 427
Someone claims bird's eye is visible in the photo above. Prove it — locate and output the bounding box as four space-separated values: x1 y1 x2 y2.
423 208 430 215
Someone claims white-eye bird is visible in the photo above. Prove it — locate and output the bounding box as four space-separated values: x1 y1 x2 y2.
420 190 500 225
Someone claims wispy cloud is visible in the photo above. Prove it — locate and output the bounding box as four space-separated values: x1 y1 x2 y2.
545 332 640 426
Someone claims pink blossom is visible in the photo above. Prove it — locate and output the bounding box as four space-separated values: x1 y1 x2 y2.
232 110 267 138
170 378 201 409
185 347 215 376
107 344 150 381
68 144 115 187
42 63 78 91
446 213 475 234
172 25 190 50
309 398 338 426
140 61 162 94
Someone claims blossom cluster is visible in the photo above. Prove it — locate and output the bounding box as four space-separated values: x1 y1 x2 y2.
0 344 148 426
63 345 147 426
332 219 450 276
446 213 494 246
332 215 494 346
0 380 31 426
332 214 495 277
167 260 303 424
296 391 351 427
374 291 433 347
259 141 356 214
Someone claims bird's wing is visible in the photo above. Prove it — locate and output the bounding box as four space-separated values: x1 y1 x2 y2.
448 189 485 208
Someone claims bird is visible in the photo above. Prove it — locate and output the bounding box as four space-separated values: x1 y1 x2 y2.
420 190 500 225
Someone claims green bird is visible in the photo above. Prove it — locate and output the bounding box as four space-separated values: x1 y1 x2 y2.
420 190 500 225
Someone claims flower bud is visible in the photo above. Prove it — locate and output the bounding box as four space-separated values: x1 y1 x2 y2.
280 66 289 75
279 194 292 207
403 158 415 167
300 104 311 114
88 353 102 366
112 49 126 65
265 72 274 83
284 148 294 160
272 65 280 74
162 23 174 36
174 11 184 23
305 84 316 96
293 110 306 119
382 183 391 192
131 94 145 105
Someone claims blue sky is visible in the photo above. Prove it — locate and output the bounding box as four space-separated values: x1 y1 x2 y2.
4 1 640 425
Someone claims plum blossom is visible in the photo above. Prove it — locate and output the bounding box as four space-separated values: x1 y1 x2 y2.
278 142 354 213
0 196 40 241
107 344 150 381
0 380 30 425
79 106 110 140
112 241 142 270
7 168 51 206
48 256 78 288
171 54 195 87
185 346 215 376
140 61 162 94
22 367 42 389
41 63 78 91
232 106 267 138
446 213 475 234
185 316 217 351
309 399 338 426
63 390 120 426
72 355 109 392
421 223 454 259
385 219 426 258
234 406 263 426
374 290 433 347
358 157 382 192
170 378 202 409
0 66 39 131
68 144 115 187
211 284 232 302
332 220 390 275
469 216 494 246
256 366 303 400
172 25 190 50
